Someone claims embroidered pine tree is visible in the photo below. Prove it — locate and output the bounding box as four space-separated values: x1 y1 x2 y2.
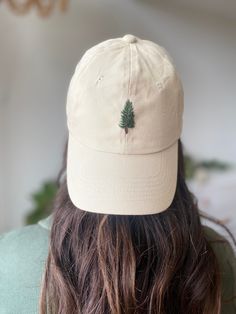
119 99 135 134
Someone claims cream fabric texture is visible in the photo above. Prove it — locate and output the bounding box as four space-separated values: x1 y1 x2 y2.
66 34 184 215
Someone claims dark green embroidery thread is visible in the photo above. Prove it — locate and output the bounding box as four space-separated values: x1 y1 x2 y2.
118 99 135 134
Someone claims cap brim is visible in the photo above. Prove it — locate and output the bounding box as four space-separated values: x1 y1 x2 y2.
67 135 178 215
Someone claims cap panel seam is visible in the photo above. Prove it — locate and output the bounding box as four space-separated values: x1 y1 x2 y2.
123 44 132 153
132 44 139 98
128 43 132 97
135 44 174 94
135 44 159 88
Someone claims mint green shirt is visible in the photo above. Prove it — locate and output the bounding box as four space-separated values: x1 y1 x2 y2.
0 215 235 314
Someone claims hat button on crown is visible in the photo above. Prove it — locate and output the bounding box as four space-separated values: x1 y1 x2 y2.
123 34 137 43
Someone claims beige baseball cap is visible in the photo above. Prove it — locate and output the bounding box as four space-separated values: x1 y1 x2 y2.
66 34 184 215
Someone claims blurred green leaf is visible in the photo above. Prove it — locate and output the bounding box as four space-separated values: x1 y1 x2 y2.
184 154 231 180
25 181 58 225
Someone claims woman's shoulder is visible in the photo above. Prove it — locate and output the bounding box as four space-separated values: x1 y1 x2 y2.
0 216 51 313
0 216 50 261
0 215 51 281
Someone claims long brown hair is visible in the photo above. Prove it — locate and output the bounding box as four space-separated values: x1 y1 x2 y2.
40 139 224 313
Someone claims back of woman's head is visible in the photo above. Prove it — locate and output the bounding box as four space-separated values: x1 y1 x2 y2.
40 139 221 314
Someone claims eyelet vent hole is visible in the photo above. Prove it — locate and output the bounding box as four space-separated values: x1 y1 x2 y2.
95 75 104 85
156 81 163 90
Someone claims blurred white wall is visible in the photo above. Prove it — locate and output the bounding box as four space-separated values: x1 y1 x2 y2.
0 0 235 232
